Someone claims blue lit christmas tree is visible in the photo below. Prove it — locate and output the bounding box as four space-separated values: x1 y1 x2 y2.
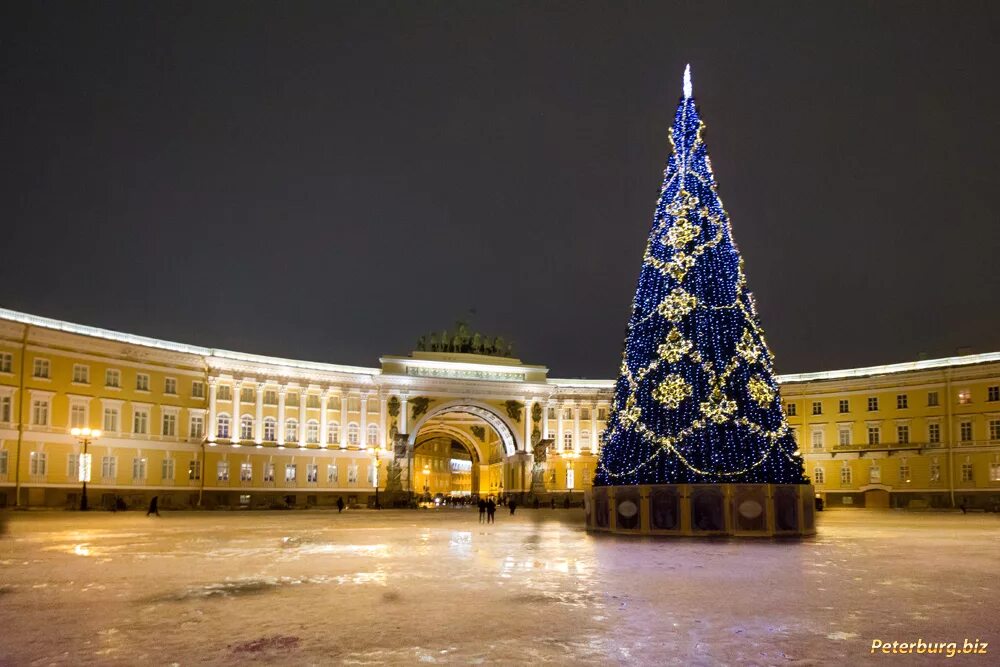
595 66 807 487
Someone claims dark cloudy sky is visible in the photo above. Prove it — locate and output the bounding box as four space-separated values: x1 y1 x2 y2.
2 1 998 378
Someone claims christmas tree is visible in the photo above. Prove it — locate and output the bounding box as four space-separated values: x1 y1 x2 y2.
595 66 807 487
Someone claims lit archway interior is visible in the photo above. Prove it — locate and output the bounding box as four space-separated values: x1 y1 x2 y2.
412 411 508 499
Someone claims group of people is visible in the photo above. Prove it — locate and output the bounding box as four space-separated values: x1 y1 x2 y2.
476 496 518 523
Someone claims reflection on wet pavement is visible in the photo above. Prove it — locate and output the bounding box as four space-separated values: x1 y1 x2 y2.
0 509 997 664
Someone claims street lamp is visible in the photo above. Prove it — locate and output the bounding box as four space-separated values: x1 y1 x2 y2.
372 445 382 510
70 427 101 511
422 464 430 500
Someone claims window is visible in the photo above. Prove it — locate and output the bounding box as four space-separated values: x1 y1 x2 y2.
786 403 796 416
240 387 254 403
263 463 275 482
30 451 47 476
960 421 972 442
347 423 360 445
307 395 320 409
989 386 1000 402
563 408 573 420
813 466 825 485
31 398 49 426
811 430 824 450
366 424 378 446
990 419 1000 441
867 397 878 411
73 364 89 384
990 462 1000 482
897 425 909 444
104 407 120 432
307 464 318 483
164 378 177 395
899 459 910 483
240 415 254 440
101 456 116 480
217 461 229 481
547 407 555 419
348 464 358 483
327 421 340 445
563 432 573 450
838 426 851 447
190 414 204 440
67 453 79 482
132 457 147 481
264 417 276 441
191 381 205 399
811 401 822 415
869 465 881 484
217 385 232 401
867 426 880 446
598 408 607 420
896 394 908 409
927 391 939 407
838 399 849 414
70 404 86 428
136 373 149 391
0 450 7 475
566 468 575 490
162 457 175 481
133 408 149 435
106 369 121 388
286 393 299 407
580 430 591 449
162 412 177 437
264 390 278 405
961 460 973 482
188 460 201 480
347 396 360 411
308 420 320 444
328 396 341 411
581 408 590 420
0 352 11 373
929 458 941 482
240 462 253 482
217 414 231 439
0 396 10 422
327 464 339 483
285 464 297 482
285 419 299 442
33 358 50 379
958 389 971 405
840 465 852 486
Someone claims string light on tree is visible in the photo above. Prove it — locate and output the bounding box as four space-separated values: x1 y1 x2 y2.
594 65 808 486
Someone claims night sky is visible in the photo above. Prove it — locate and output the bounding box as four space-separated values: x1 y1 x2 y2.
2 2 998 378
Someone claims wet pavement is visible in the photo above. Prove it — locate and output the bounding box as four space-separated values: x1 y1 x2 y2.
0 508 997 665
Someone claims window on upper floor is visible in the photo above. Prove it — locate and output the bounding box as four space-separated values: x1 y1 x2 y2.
217 461 229 481
327 421 340 445
263 463 275 482
188 460 201 481
104 407 120 433
285 464 297 482
72 364 89 384
286 392 299 407
163 412 177 437
33 358 50 379
959 421 973 442
217 414 231 439
840 465 852 486
927 391 939 406
896 394 908 409
191 381 205 399
264 390 278 405
838 399 849 413
989 386 999 402
136 373 149 391
264 417 276 441
928 422 940 444
217 385 232 402
164 378 177 395
598 408 607 420
366 424 378 446
957 389 971 405
240 416 254 440
811 401 822 415
240 387 254 403
899 459 910 483
811 430 824 450
240 462 253 482
106 369 121 388
347 423 359 445
133 408 149 435
867 397 879 411
189 415 204 440
307 395 321 409
307 420 320 443
31 398 49 426
0 395 11 423
989 419 1000 441
961 460 973 482
897 425 909 444
813 466 825 485
786 403 796 416
0 352 12 373
867 426 880 446
838 427 851 447
286 419 299 442
70 403 86 428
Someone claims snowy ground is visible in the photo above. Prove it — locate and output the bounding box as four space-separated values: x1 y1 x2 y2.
0 508 997 666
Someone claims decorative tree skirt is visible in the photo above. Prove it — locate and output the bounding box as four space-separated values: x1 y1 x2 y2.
585 484 816 537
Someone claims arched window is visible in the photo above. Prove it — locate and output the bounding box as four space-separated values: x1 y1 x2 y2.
263 417 276 441
813 466 825 485
307 419 319 444
217 414 230 439
328 421 340 445
367 424 378 446
563 432 573 450
347 422 360 445
580 430 591 449
286 419 299 442
240 415 254 440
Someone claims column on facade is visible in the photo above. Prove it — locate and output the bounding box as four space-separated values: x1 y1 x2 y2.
573 402 581 455
231 380 242 444
590 403 598 453
255 382 264 444
207 378 218 443
277 386 287 446
523 398 533 452
556 402 564 451
543 402 551 440
399 393 408 434
379 395 387 448
360 393 369 449
298 389 307 448
320 391 329 448
339 390 348 448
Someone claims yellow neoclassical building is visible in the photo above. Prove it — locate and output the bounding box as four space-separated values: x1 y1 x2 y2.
1 307 999 510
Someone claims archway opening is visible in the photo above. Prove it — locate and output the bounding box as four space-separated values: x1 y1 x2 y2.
412 410 509 502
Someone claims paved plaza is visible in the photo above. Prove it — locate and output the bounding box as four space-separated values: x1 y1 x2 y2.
0 508 997 665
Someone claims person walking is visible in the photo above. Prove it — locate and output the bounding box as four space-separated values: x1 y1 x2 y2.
509 499 517 516
478 498 487 523
146 495 160 517
337 497 345 513
486 498 496 524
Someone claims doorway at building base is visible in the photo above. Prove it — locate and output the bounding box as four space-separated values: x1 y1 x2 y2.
585 484 816 537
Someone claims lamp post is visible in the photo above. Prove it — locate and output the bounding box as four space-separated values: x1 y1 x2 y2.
70 427 101 511
372 445 382 510
422 464 430 500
